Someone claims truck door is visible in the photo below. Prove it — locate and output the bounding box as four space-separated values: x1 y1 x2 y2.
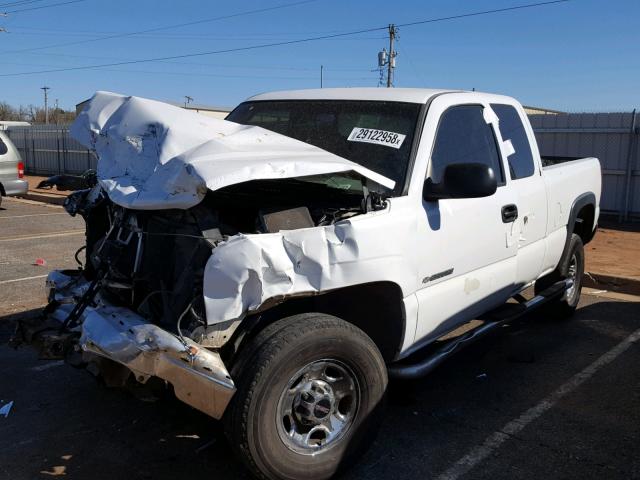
412 95 518 345
490 103 548 285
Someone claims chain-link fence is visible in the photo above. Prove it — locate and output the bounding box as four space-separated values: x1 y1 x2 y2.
4 124 95 176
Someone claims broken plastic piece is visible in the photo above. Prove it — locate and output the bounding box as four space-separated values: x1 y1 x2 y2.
0 400 13 418
34 258 47 267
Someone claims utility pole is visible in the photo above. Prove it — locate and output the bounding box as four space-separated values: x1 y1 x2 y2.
386 24 397 88
184 95 193 108
377 25 397 88
41 86 50 124
54 98 59 124
320 65 323 88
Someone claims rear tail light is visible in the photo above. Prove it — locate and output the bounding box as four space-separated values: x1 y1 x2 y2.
17 161 24 178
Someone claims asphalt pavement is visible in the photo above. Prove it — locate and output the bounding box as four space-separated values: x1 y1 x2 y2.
0 197 84 317
0 196 638 480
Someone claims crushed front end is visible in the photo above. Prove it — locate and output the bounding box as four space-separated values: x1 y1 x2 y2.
14 169 382 419
12 91 396 421
15 185 236 419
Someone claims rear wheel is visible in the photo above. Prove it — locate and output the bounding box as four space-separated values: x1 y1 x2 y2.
535 233 584 318
224 313 388 480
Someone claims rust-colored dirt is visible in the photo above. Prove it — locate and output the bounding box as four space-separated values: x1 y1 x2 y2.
586 222 640 281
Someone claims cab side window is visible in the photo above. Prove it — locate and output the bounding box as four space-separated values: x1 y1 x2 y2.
430 105 504 184
491 104 535 179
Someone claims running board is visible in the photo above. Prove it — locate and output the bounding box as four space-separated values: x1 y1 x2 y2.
388 279 573 380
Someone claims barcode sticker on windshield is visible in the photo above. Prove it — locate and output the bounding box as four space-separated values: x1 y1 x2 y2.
347 127 406 149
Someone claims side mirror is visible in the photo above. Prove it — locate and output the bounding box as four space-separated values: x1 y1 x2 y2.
423 163 497 201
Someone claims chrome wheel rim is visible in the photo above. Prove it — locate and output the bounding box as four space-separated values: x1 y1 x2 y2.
565 253 578 301
276 359 360 455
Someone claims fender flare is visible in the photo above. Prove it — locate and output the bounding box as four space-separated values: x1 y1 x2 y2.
558 192 596 268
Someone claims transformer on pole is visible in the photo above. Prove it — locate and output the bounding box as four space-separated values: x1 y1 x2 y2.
377 25 397 87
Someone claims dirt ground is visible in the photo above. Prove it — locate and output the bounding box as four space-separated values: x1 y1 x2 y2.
585 220 640 281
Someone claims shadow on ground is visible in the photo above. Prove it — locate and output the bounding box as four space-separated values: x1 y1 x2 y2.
0 298 638 479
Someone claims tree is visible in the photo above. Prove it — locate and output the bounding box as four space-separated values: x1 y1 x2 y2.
0 102 19 121
0 100 76 123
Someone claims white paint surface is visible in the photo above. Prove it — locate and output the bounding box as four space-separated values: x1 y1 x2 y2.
70 91 395 210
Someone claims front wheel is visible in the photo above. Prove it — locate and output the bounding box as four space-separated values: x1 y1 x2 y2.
224 313 388 480
535 233 585 318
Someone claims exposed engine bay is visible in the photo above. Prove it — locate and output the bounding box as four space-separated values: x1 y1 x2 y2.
62 173 385 347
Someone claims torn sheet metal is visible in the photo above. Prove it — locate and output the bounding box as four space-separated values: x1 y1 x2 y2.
202 209 416 325
79 299 235 419
71 91 395 210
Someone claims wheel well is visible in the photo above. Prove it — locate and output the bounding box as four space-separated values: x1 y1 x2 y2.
230 282 406 363
573 203 596 245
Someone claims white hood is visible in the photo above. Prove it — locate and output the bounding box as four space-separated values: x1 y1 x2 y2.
70 91 395 210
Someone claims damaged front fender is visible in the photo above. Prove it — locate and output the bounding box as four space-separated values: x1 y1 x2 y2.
202 209 415 326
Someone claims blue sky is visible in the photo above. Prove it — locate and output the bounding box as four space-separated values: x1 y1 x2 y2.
0 0 638 112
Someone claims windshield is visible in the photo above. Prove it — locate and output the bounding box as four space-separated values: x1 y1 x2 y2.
226 100 422 195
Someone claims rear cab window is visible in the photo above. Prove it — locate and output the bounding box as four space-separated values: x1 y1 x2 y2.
491 104 535 179
429 104 505 185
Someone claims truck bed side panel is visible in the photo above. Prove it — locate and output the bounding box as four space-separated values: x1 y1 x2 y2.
541 157 601 274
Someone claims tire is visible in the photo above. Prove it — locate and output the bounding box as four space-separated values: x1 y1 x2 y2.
534 233 584 318
224 313 388 480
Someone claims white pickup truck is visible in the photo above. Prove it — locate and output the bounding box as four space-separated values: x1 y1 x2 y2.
18 88 601 480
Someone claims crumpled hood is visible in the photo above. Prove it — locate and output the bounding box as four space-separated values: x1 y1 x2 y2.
70 91 395 210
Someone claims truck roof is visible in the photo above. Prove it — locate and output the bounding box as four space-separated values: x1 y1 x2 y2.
248 87 457 104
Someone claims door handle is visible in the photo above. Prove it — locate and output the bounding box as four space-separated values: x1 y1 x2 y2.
501 204 518 223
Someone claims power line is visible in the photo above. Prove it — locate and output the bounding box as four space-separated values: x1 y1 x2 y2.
3 59 377 80
5 24 349 38
4 58 375 73
3 0 87 14
399 0 571 28
0 0 47 8
0 0 318 54
0 27 387 77
2 29 386 41
0 0 573 78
